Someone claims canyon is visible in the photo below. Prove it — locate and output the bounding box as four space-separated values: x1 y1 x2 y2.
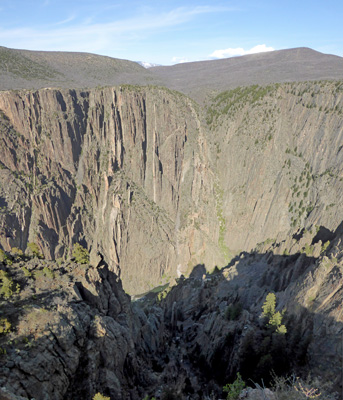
0 47 343 399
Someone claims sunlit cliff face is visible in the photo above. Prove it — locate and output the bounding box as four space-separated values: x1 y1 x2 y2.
1 81 343 294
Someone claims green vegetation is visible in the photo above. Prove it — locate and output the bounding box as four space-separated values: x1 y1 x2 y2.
225 303 243 321
0 249 12 265
302 243 314 257
11 247 23 256
262 293 276 318
26 242 43 259
43 266 54 279
0 47 59 80
223 373 245 400
0 318 11 335
206 84 278 126
33 265 55 280
93 393 110 400
255 238 276 252
21 266 32 277
321 240 330 254
72 243 90 264
262 293 287 334
285 155 314 228
0 270 15 299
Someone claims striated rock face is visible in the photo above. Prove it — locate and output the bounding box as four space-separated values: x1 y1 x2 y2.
207 82 343 254
0 81 343 296
0 86 220 294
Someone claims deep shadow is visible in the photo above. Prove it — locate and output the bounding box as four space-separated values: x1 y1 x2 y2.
1 244 342 400
312 225 336 245
189 264 206 279
153 247 343 399
0 196 7 209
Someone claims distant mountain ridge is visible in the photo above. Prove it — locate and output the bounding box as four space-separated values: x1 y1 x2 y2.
1 46 343 102
151 47 343 101
0 46 162 91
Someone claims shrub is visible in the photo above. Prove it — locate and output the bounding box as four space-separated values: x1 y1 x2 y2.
0 249 12 265
72 243 90 264
223 373 246 400
276 324 287 334
21 267 32 277
0 318 11 334
321 241 330 254
43 266 55 279
225 303 243 321
0 249 6 263
269 311 283 327
34 266 55 280
272 375 337 400
93 394 110 400
0 270 15 299
11 247 24 262
26 242 43 258
11 247 23 256
303 243 314 256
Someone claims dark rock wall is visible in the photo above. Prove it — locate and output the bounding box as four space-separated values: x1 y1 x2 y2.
0 233 342 399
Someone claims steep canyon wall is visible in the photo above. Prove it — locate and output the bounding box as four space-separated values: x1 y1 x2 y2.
0 86 220 293
1 81 343 293
208 82 343 253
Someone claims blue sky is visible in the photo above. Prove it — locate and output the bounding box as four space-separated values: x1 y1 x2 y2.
0 0 342 65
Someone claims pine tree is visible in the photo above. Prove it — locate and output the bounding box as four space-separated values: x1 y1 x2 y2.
262 292 276 318
262 293 287 334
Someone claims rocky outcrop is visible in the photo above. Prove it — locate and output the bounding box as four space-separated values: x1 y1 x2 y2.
139 223 343 398
0 255 163 400
0 224 342 399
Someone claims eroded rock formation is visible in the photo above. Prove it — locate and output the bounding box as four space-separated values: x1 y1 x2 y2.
0 225 342 399
0 86 220 294
1 82 343 294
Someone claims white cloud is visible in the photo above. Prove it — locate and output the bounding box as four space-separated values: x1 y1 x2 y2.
0 6 237 55
52 15 76 26
210 44 275 59
172 56 189 64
